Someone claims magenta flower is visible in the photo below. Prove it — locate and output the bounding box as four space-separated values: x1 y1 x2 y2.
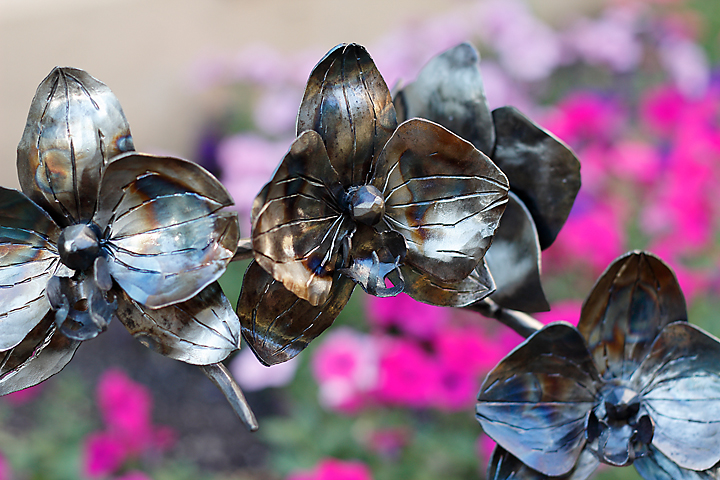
84 432 127 479
375 337 438 408
287 458 374 480
365 294 451 340
230 347 299 392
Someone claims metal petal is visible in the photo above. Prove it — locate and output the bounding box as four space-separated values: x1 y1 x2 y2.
485 192 550 313
578 251 687 382
491 106 581 249
394 42 495 155
252 130 353 306
340 224 406 297
17 67 134 226
237 261 355 366
402 258 495 307
296 43 397 187
477 323 600 477
374 118 509 284
634 446 720 480
0 187 62 350
0 311 80 395
94 153 239 308
488 446 599 480
116 281 240 365
633 322 720 471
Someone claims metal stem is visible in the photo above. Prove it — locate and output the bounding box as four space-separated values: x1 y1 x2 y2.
467 297 544 339
232 237 254 262
200 363 259 432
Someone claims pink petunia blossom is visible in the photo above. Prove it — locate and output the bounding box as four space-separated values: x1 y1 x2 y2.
83 432 127 479
311 328 379 413
534 300 582 327
374 337 438 408
4 384 43 406
287 458 374 480
231 346 299 392
541 92 625 148
365 294 450 340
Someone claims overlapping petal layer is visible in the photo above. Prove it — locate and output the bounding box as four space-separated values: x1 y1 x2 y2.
95 153 238 308
0 188 63 350
488 446 598 480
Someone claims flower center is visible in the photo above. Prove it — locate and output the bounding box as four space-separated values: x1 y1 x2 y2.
586 385 654 467
57 224 101 271
346 185 385 226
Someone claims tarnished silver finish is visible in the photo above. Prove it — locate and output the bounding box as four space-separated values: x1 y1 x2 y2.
488 446 598 480
250 43 508 307
200 363 259 432
395 42 580 311
402 259 495 308
477 251 720 478
237 261 354 366
484 192 549 312
17 67 134 227
116 282 239 366
2 66 249 423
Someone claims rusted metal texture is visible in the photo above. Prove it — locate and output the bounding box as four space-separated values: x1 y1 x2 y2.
477 251 720 479
395 42 581 312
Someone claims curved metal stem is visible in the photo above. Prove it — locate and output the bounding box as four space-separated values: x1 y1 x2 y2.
467 297 543 339
200 363 259 432
232 237 254 262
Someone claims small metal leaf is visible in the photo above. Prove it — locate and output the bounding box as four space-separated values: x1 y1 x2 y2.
95 153 239 308
579 251 687 382
0 188 62 350
634 446 720 480
0 311 80 395
237 261 355 366
491 106 581 249
373 118 509 284
477 323 600 477
116 281 240 365
394 42 495 155
485 192 550 313
17 67 134 226
634 322 720 471
488 446 599 480
297 43 397 187
402 258 494 307
252 130 352 306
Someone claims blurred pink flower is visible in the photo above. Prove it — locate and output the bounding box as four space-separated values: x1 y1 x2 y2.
477 435 497 463
545 196 625 274
365 294 450 340
375 337 438 408
311 328 379 413
541 92 625 147
230 346 299 391
476 0 562 81
98 370 155 453
253 87 304 137
4 384 43 406
658 36 710 97
611 140 662 185
534 300 582 326
216 133 289 234
84 432 126 479
565 7 642 72
0 451 11 480
287 458 374 480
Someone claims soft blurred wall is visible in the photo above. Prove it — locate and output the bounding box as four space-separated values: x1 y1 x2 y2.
0 0 602 190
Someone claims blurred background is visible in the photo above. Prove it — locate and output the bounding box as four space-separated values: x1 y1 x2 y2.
2 0 720 479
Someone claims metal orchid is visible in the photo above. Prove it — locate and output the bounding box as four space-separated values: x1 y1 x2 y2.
476 251 720 479
2 68 256 429
237 43 509 365
395 42 581 312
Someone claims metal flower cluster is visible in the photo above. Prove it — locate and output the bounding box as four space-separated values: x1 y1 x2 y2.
237 43 511 365
395 42 581 312
1 67 256 428
477 251 720 480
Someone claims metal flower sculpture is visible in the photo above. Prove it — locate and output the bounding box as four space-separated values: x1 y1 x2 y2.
237 43 509 365
1 68 255 428
395 42 581 312
476 251 720 479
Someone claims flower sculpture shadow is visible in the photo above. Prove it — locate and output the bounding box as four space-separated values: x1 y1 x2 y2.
1 68 255 428
477 251 720 479
237 43 510 365
395 42 581 312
